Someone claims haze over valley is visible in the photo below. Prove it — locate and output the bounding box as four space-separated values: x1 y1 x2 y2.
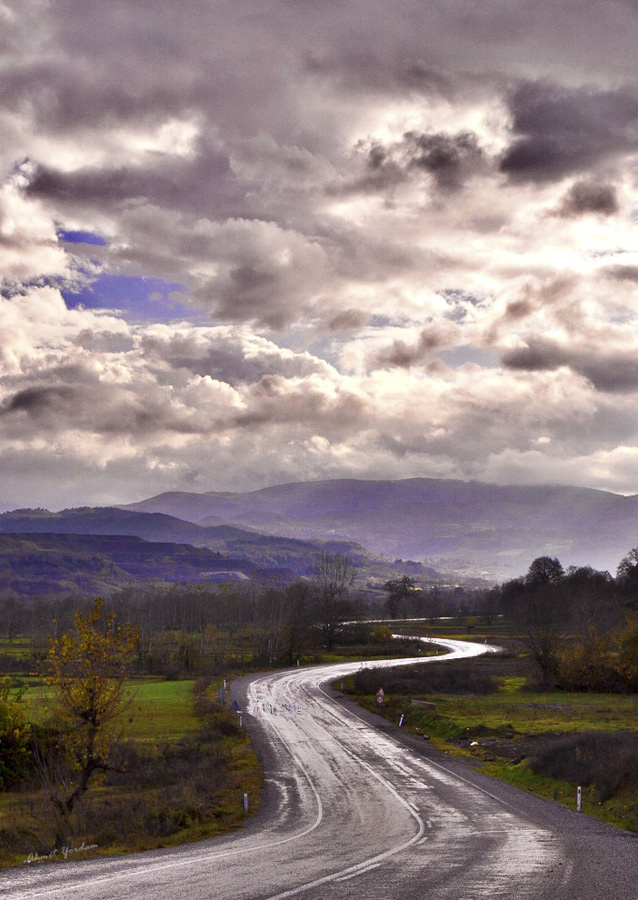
1 478 637 594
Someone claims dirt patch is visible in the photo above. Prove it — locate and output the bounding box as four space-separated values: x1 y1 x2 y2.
452 729 567 763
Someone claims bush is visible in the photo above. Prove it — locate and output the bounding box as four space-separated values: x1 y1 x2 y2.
529 731 638 802
352 661 497 696
556 630 634 693
338 624 374 645
0 677 32 788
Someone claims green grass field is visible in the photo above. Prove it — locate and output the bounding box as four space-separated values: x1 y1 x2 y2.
0 637 33 661
12 677 202 743
341 657 638 832
125 679 201 743
428 676 638 733
0 675 262 867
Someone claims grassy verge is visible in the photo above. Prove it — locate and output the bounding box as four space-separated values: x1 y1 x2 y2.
0 677 262 868
339 652 638 832
13 677 202 739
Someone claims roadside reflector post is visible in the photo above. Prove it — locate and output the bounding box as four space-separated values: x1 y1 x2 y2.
243 792 248 813
577 786 582 812
399 714 404 727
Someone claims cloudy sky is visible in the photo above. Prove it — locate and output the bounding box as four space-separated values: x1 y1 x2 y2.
3 0 638 509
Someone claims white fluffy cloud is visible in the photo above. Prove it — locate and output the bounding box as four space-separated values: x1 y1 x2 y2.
2 1 638 507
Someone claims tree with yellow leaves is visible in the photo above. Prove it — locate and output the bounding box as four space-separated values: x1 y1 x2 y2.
0 676 31 788
45 598 138 815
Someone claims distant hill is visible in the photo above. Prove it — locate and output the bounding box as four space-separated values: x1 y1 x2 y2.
0 532 262 598
122 478 638 578
0 509 350 576
0 508 440 595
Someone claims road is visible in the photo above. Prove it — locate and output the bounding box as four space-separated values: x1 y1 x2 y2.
2 638 636 899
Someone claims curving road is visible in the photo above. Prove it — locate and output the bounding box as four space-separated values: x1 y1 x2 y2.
2 638 636 899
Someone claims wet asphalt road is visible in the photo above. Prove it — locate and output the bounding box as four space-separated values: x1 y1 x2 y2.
1 638 636 900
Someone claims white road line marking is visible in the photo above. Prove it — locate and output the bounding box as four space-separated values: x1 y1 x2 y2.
335 863 382 881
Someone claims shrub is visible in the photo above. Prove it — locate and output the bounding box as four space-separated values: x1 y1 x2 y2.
529 731 638 802
371 625 393 643
352 661 497 696
0 676 31 788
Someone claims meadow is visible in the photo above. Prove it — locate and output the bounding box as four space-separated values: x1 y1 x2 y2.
341 644 638 832
0 675 261 867
2 615 637 868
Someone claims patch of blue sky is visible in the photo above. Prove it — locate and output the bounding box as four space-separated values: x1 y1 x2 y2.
441 288 486 322
368 314 395 327
62 273 206 323
57 229 108 246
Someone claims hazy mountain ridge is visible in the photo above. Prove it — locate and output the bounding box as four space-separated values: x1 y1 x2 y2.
0 532 253 597
0 504 444 597
0 507 373 570
122 478 638 578
4 478 637 587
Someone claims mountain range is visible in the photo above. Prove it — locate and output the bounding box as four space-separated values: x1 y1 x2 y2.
0 505 440 598
122 478 638 578
0 532 251 598
2 478 636 592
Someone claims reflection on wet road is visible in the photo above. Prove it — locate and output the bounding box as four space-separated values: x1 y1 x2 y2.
2 639 635 900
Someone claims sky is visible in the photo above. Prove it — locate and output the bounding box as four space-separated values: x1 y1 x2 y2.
3 1 638 509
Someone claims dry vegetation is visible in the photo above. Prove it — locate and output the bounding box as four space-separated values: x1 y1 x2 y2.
342 648 638 832
0 677 261 867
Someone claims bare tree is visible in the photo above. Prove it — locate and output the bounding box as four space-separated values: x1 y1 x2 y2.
311 552 356 650
515 585 568 685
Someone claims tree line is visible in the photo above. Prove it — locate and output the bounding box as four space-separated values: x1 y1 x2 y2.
2 546 637 689
484 552 638 691
0 552 367 677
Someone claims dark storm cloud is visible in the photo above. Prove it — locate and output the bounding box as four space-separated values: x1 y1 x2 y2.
0 61 186 131
557 180 619 217
502 337 638 393
500 81 638 182
303 48 450 97
603 264 638 282
17 2 285 140
7 0 638 505
402 131 486 191
327 309 369 332
86 208 333 331
233 375 366 431
326 154 406 197
2 385 76 415
334 130 486 198
24 140 243 220
375 327 451 369
0 382 204 435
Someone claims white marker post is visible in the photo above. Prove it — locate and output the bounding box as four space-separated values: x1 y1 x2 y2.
399 714 404 727
577 786 582 812
243 793 248 813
